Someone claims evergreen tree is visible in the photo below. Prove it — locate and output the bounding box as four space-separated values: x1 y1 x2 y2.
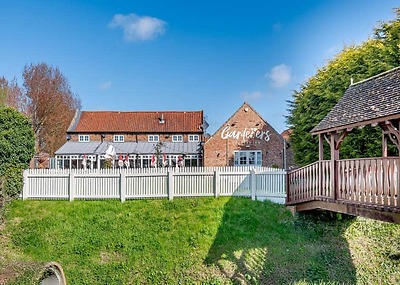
287 9 400 166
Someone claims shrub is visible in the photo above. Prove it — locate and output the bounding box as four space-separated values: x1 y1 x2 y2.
0 164 23 199
0 107 35 200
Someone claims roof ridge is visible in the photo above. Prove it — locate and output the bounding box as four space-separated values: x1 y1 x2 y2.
80 110 202 113
67 109 81 132
351 66 400 87
69 109 204 133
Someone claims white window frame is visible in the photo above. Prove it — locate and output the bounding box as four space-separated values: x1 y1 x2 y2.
113 135 124 142
148 135 159 142
78 135 90 142
234 150 262 166
189 135 199 142
172 135 183 142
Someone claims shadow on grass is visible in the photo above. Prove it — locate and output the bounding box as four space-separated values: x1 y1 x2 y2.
204 197 357 284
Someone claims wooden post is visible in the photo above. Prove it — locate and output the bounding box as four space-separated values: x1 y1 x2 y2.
318 134 324 199
250 169 256 200
213 170 220 198
69 170 75 202
120 171 126 202
382 132 388 157
168 171 174 200
318 134 324 161
393 120 400 207
286 170 290 204
330 133 339 200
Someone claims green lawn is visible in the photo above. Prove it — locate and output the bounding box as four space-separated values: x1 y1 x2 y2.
1 197 399 284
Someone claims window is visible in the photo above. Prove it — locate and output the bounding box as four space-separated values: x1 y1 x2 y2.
172 135 183 142
78 135 90 142
148 135 159 142
234 151 262 166
183 155 200 167
113 135 124 142
189 135 199 142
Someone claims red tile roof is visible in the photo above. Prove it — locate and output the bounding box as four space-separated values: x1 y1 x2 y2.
68 111 204 133
280 129 292 141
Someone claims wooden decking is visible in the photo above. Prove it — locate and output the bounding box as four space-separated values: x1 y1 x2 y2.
287 157 400 224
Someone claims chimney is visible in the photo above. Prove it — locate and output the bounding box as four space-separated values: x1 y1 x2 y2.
159 114 165 124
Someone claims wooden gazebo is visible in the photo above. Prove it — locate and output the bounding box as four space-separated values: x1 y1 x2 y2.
287 67 400 223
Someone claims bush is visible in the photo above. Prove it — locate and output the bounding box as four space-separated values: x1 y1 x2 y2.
0 164 24 199
0 107 35 169
0 107 35 200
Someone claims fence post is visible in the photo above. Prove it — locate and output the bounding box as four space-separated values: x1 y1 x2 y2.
22 170 28 200
69 170 75 202
214 170 220 198
168 171 174 200
120 171 126 202
286 170 290 204
250 169 256 201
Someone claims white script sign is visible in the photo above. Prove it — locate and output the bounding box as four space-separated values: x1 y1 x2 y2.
221 126 270 141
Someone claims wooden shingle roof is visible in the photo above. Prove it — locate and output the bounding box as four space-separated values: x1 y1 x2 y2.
68 110 204 133
311 66 400 134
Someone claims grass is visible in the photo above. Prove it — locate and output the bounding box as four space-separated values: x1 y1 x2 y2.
0 197 399 284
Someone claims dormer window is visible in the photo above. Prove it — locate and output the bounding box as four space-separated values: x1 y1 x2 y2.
113 135 124 142
78 135 90 142
172 135 183 142
148 135 159 142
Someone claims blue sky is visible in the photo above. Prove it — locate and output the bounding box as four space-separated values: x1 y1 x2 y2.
0 1 398 134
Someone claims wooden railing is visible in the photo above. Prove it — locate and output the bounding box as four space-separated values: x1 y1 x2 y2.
286 160 331 204
287 157 399 209
337 157 398 207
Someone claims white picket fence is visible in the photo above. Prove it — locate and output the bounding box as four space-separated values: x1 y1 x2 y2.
22 166 287 204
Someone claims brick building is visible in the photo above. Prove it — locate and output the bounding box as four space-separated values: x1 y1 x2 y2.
204 102 294 169
55 110 206 169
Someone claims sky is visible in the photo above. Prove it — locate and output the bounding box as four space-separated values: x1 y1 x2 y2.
0 0 398 135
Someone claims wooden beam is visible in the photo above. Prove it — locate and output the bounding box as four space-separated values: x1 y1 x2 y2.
325 130 348 153
312 113 400 136
294 200 400 224
335 129 348 150
379 120 400 151
294 200 347 213
346 206 400 224
324 134 330 145
318 134 324 161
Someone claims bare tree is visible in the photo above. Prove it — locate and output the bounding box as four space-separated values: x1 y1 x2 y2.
23 63 81 155
0 77 25 111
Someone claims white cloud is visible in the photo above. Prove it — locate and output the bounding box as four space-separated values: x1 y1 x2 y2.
267 64 291 88
241 91 263 101
109 13 166 41
99 81 112 90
